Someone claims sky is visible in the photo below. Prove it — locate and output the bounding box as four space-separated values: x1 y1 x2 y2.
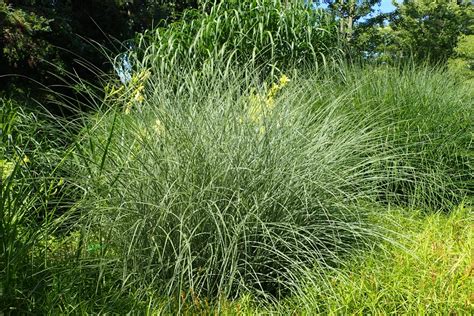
377 0 397 13
363 0 397 22
312 1 397 14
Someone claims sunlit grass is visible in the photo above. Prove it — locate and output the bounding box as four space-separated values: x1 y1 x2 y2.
72 68 392 311
148 203 474 314
270 203 474 314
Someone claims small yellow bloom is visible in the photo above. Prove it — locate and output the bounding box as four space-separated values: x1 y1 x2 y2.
124 102 133 114
1 160 15 180
279 74 290 86
153 118 165 135
133 89 145 103
22 155 30 164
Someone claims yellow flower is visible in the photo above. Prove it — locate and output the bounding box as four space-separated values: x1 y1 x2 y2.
1 160 15 180
279 74 290 86
247 92 265 124
153 118 165 135
124 102 133 114
133 86 145 103
122 70 151 114
241 75 290 136
124 85 145 114
22 155 30 164
267 83 279 100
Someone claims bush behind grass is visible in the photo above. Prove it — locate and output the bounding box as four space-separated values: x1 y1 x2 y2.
133 0 339 81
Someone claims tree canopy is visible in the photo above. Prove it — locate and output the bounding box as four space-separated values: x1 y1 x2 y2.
352 0 473 64
1 0 473 103
0 0 201 99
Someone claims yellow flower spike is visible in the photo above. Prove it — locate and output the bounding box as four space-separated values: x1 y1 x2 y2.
243 76 289 133
133 90 145 103
22 155 30 164
266 97 275 110
267 83 279 99
153 118 165 135
248 103 263 124
247 92 265 124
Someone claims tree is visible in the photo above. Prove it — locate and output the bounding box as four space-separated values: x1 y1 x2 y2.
0 0 201 108
0 2 59 80
320 0 381 41
373 0 473 64
448 34 474 80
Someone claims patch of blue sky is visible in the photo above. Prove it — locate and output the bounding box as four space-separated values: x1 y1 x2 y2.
115 54 132 85
307 1 397 17
378 0 397 13
361 0 397 23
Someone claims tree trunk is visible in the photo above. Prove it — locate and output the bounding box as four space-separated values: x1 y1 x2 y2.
339 0 345 34
347 0 355 41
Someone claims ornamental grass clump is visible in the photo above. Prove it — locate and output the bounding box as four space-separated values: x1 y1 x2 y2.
295 65 473 210
73 67 399 311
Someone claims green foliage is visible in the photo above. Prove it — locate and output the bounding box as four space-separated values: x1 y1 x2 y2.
449 34 474 80
323 0 380 19
0 3 51 64
0 0 202 106
321 0 381 40
0 2 62 82
354 0 474 64
391 0 472 63
0 98 71 312
134 0 338 77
